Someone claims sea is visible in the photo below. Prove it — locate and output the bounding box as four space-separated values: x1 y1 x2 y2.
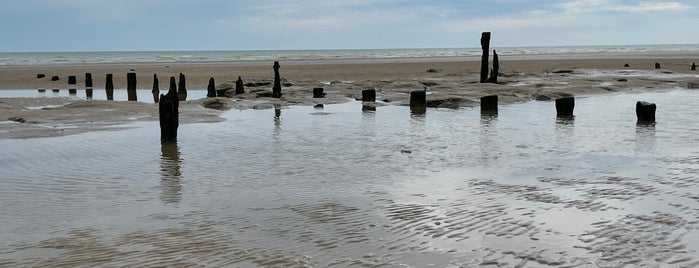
2 44 699 66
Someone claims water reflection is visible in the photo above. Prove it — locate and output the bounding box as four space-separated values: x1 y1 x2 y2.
556 116 575 125
362 105 376 113
410 105 426 115
160 142 182 204
479 114 499 165
635 124 656 153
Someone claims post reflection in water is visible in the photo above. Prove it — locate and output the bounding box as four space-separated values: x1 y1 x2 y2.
635 124 656 153
160 142 182 204
479 114 499 166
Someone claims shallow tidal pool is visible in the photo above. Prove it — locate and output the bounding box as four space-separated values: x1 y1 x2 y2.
1 89 698 267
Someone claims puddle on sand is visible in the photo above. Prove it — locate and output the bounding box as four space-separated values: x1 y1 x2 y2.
0 89 207 103
1 90 698 267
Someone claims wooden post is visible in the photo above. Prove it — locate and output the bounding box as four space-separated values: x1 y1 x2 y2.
692 62 696 71
555 97 575 117
177 73 187 101
362 88 376 102
480 32 491 83
127 72 137 101
85 73 93 99
159 77 179 142
106 74 114 100
624 63 630 68
207 77 216 98
410 90 427 115
51 76 60 81
481 95 498 114
235 76 245 95
152 74 160 103
68 75 77 95
487 50 499 83
636 101 656 124
272 61 282 98
313 87 325 98
655 62 661 69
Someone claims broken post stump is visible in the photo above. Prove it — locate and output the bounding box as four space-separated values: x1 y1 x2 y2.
655 62 661 69
624 63 630 68
313 87 325 98
68 75 77 95
235 76 245 95
692 62 696 71
410 90 427 115
177 73 187 101
362 88 376 102
636 101 656 124
51 76 59 81
207 77 216 98
555 97 575 117
159 77 179 142
106 74 114 100
487 50 499 83
480 32 491 83
152 74 160 103
272 61 282 98
127 72 137 101
37 74 46 79
481 95 498 114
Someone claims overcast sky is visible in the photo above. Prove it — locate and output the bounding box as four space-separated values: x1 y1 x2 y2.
1 0 697 52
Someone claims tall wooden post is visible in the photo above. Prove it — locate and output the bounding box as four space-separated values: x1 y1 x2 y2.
85 73 93 99
480 32 491 83
159 77 179 142
692 62 696 71
177 73 187 101
272 61 282 98
488 50 499 83
127 72 137 101
106 74 114 101
152 74 160 103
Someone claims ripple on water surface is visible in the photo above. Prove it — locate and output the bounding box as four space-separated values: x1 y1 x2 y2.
1 90 699 267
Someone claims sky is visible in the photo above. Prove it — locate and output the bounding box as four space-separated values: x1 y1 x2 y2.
1 0 697 52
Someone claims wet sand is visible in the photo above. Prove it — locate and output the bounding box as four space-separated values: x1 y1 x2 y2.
1 56 698 139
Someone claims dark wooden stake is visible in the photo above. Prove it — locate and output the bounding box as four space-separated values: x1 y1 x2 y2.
235 76 245 95
207 77 216 97
410 90 427 115
636 101 656 124
362 89 376 102
655 62 661 69
480 32 491 83
68 75 77 95
106 74 114 101
692 62 696 71
84 73 93 88
127 72 137 101
272 61 282 98
481 95 498 114
152 74 160 103
313 87 325 98
159 77 179 142
487 50 499 83
555 97 575 117
177 73 187 101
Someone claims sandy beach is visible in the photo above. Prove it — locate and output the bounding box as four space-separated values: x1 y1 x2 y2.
1 56 698 139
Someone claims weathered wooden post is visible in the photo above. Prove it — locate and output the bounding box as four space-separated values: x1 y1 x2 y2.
362 88 376 102
555 97 575 117
692 62 696 71
410 90 427 115
487 50 499 83
624 63 630 68
51 76 60 81
152 74 160 103
159 77 179 142
235 76 245 95
636 101 656 124
655 62 661 69
106 74 114 100
177 73 187 101
207 77 216 97
85 73 93 99
68 75 77 95
272 61 282 98
313 87 325 98
480 32 491 83
127 72 137 101
481 95 498 114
